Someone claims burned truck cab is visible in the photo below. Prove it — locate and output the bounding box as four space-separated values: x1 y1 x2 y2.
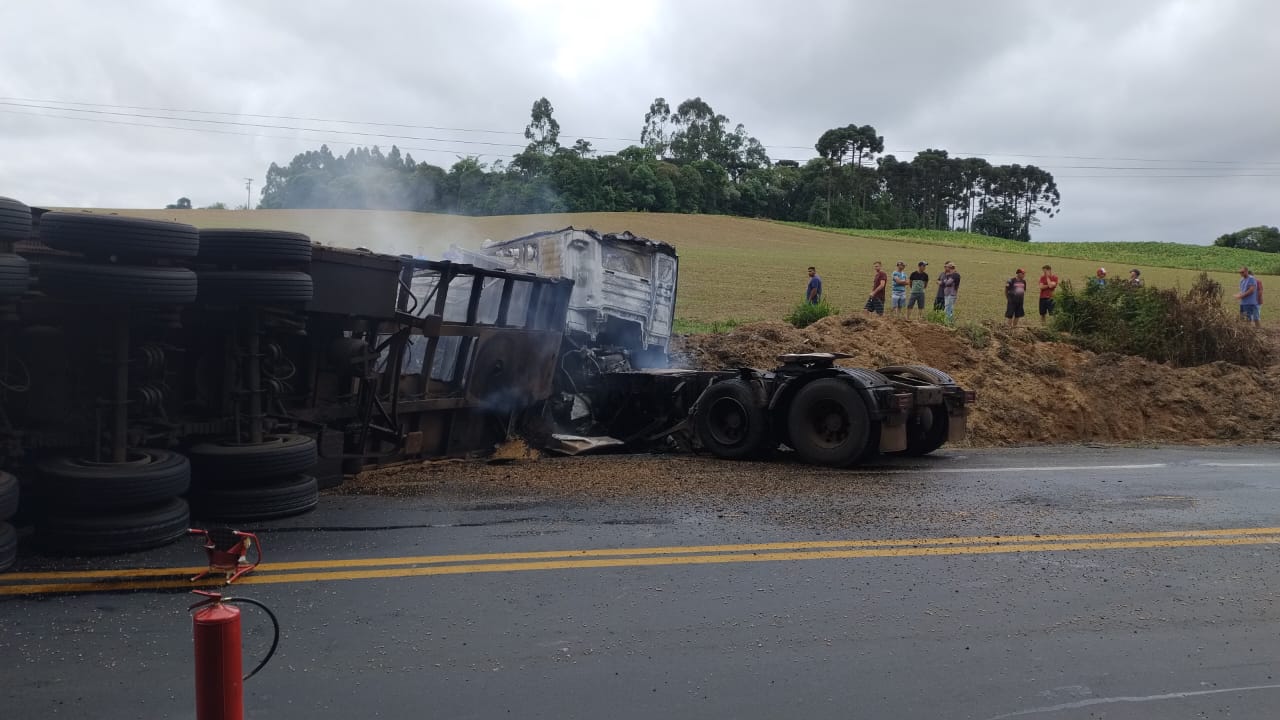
471 227 677 369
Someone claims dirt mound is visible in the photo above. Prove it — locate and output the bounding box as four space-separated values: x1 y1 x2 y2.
673 315 1280 446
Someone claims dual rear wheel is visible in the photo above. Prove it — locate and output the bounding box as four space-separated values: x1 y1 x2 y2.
693 377 873 467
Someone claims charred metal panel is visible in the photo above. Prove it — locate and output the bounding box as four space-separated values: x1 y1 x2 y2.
308 246 401 318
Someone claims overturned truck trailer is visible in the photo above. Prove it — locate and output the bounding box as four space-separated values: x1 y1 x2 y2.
0 195 574 558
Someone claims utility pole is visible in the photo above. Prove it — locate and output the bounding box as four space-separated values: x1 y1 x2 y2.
244 178 253 210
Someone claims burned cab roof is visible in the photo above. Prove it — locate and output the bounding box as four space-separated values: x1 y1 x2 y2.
486 226 677 258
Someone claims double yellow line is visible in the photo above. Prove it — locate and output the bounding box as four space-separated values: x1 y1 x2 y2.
4 526 1280 597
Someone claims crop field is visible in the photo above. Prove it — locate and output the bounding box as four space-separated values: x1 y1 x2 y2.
77 208 1275 328
801 225 1280 275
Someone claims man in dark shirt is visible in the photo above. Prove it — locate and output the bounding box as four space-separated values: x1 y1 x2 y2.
907 261 929 319
1005 268 1028 328
864 261 887 315
806 266 823 304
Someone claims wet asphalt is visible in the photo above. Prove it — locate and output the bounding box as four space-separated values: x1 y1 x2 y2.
3 444 1280 719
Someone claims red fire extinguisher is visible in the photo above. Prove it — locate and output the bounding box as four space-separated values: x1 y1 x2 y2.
190 590 280 720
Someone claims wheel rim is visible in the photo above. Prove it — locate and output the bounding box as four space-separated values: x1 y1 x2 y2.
707 397 750 447
805 398 851 449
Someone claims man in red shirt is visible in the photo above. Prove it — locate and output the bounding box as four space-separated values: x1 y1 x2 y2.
864 261 887 315
1038 264 1059 324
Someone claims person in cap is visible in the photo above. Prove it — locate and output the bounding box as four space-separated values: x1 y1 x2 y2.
890 261 909 316
1128 268 1143 288
938 262 961 322
1005 268 1028 328
1038 264 1058 325
907 261 929 319
1091 267 1107 288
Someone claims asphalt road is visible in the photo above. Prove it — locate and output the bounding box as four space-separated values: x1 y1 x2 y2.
4 444 1280 719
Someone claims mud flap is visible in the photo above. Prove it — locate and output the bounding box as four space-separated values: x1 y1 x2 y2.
879 418 908 453
947 411 967 443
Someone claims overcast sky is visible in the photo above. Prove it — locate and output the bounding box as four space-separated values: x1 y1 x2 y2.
1 0 1276 243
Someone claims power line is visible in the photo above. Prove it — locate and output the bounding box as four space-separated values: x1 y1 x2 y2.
6 95 1279 166
5 104 1280 178
0 101 534 149
0 108 571 157
0 96 640 143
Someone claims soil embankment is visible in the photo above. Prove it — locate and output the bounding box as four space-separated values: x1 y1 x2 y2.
674 316 1280 446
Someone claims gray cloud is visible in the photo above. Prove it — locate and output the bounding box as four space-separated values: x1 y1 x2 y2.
0 0 1275 244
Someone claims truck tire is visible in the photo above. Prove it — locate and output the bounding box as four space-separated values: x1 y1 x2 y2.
0 196 32 243
197 270 313 305
900 409 949 457
692 379 768 460
0 522 16 572
40 498 190 555
38 450 191 510
197 229 313 267
785 378 871 467
0 254 30 300
189 434 318 483
39 212 199 260
0 471 19 521
39 262 198 304
189 475 319 522
877 365 957 387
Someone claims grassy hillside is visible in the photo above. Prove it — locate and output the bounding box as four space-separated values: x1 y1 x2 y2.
796 224 1280 275
65 208 1276 328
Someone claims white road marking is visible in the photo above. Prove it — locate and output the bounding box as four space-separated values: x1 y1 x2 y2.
885 463 1168 474
1196 462 1280 468
984 682 1280 719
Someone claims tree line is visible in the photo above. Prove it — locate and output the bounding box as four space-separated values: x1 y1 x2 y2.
1215 226 1280 254
255 97 1062 241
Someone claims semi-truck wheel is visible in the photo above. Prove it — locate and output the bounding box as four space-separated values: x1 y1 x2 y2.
785 378 870 467
692 379 768 460
0 196 32 244
0 254 30 300
188 434 318 483
196 270 314 305
901 409 949 456
39 262 198 304
39 212 199 260
197 229 313 267
37 450 191 510
876 365 957 387
39 498 190 555
189 474 319 522
0 522 15 572
0 471 18 520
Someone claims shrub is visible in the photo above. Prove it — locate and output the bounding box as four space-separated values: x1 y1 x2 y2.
1051 274 1270 367
956 321 990 349
785 299 838 328
923 308 950 326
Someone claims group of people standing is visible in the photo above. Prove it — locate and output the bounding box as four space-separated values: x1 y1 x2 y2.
806 262 1265 328
872 260 962 321
1000 266 1061 328
804 260 983 325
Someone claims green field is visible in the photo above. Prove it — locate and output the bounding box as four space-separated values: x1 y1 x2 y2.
72 208 1275 328
796 224 1280 275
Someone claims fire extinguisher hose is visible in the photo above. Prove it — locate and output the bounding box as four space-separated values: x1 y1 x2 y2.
224 597 281 681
